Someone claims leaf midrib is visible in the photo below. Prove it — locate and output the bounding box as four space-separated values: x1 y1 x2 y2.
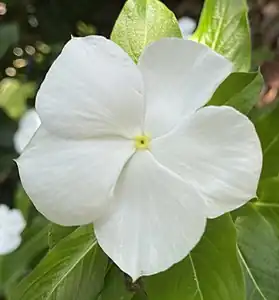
210 4 230 50
47 239 97 300
20 237 97 300
189 253 204 300
237 247 267 300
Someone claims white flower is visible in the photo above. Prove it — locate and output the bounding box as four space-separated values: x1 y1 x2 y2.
16 36 262 280
0 205 26 255
14 109 41 153
178 17 196 39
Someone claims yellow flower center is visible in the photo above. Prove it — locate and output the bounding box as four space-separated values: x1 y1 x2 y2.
134 135 150 150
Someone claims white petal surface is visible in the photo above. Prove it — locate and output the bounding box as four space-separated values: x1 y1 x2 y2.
14 109 41 153
138 38 233 137
151 106 262 218
95 151 206 281
17 126 134 225
36 36 144 139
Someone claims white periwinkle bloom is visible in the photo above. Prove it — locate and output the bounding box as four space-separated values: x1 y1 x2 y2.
17 36 262 280
0 205 26 255
14 109 41 153
178 16 196 39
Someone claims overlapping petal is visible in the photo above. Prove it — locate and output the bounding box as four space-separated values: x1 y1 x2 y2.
151 106 262 218
138 38 233 137
95 151 206 281
36 36 144 139
14 109 41 153
17 126 135 225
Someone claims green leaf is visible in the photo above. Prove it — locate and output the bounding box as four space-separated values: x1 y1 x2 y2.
48 223 77 249
0 217 48 294
253 103 279 179
0 79 36 120
98 265 134 300
0 23 19 59
132 291 148 300
208 71 263 114
11 225 108 300
14 185 31 220
111 0 182 62
236 177 279 300
144 214 245 300
192 0 251 72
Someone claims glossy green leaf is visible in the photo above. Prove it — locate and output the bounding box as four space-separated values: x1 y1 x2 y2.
0 23 19 58
98 265 134 300
192 0 250 72
48 223 77 249
236 177 279 300
111 0 182 62
253 103 279 179
0 78 36 120
11 225 108 300
144 215 245 300
0 217 48 294
208 71 263 114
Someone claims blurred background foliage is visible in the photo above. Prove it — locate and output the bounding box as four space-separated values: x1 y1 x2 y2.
0 0 279 298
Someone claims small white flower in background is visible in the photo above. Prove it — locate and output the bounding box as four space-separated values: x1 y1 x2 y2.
178 16 196 39
14 109 41 153
16 36 262 280
0 205 26 255
0 2 7 16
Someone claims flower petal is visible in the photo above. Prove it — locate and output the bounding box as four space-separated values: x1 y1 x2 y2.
151 106 262 218
36 36 144 139
138 38 233 137
14 109 41 153
95 151 206 281
17 126 134 225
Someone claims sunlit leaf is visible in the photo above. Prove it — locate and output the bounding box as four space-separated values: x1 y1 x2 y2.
0 79 36 120
111 0 181 62
192 0 250 71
